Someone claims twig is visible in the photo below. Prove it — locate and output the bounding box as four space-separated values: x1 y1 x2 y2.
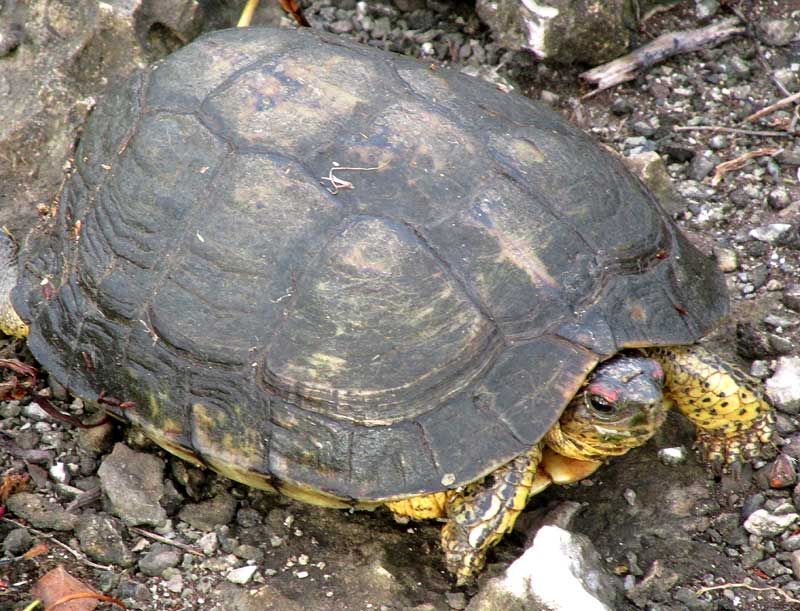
673 125 793 138
696 582 800 604
0 517 113 571
320 161 389 195
129 527 204 556
711 147 782 186
581 18 744 95
743 90 800 124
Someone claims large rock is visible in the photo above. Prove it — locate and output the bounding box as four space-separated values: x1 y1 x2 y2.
0 0 203 237
467 526 619 611
475 0 632 64
97 442 167 527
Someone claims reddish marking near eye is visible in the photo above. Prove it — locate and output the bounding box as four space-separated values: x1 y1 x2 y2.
586 382 621 404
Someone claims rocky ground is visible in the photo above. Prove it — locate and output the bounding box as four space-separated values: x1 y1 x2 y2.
1 0 799 610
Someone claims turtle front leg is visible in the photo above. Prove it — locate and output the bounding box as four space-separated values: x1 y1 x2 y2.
649 345 775 469
441 443 548 585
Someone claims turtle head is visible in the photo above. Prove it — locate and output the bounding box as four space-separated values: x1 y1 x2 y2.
547 354 668 460
0 228 29 339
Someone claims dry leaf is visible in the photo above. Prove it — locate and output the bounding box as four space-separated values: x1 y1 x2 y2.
30 565 100 611
0 473 29 503
22 543 49 560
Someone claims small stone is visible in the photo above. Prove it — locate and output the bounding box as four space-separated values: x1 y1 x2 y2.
328 19 354 34
49 462 68 485
610 98 633 115
784 285 800 312
695 0 719 20
138 544 181 577
2 528 33 556
708 134 727 150
742 493 765 520
766 357 800 414
539 90 559 106
198 532 219 556
756 557 791 577
98 443 166 527
768 187 791 210
783 532 800 551
689 154 716 181
178 492 237 532
445 590 467 610
743 509 798 537
757 18 798 47
658 446 688 466
22 402 51 421
226 565 258 584
713 246 738 272
5 493 79 531
767 454 797 488
76 514 135 567
163 573 184 593
789 550 800 580
749 223 793 244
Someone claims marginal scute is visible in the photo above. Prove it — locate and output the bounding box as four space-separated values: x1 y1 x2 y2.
190 403 273 491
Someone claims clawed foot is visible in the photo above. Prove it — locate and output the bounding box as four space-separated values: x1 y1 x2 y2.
695 411 777 474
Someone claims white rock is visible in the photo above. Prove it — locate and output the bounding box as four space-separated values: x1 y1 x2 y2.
766 357 800 413
226 565 258 585
468 526 617 611
743 509 798 537
49 462 68 484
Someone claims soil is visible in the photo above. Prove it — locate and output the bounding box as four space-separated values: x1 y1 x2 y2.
1 1 799 610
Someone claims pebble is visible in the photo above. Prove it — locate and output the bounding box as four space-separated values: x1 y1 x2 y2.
784 285 800 312
163 573 184 593
766 357 800 413
5 492 79 531
198 532 219 555
138 543 181 577
768 187 791 210
749 223 793 244
97 443 167 528
757 18 799 47
75 514 135 567
445 591 467 610
767 454 797 488
743 509 799 537
2 528 32 556
226 565 258 584
713 246 738 272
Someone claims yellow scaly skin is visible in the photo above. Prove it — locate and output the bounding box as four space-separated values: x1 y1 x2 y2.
646 345 775 468
387 345 775 585
0 229 28 339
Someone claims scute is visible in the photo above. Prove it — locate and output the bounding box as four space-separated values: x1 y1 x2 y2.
13 27 728 501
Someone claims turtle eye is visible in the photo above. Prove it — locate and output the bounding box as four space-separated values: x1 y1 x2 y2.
585 391 616 415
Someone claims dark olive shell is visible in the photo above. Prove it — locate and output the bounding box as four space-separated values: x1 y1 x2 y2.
14 27 727 501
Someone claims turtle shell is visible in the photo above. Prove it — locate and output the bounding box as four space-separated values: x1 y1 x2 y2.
13 27 727 502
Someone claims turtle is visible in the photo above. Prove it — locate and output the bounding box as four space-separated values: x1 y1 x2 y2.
0 26 774 584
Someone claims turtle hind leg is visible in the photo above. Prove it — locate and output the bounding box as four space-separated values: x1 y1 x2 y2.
0 228 28 339
441 444 547 585
648 345 775 469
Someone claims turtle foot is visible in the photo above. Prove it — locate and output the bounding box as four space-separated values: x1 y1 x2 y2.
695 410 776 473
